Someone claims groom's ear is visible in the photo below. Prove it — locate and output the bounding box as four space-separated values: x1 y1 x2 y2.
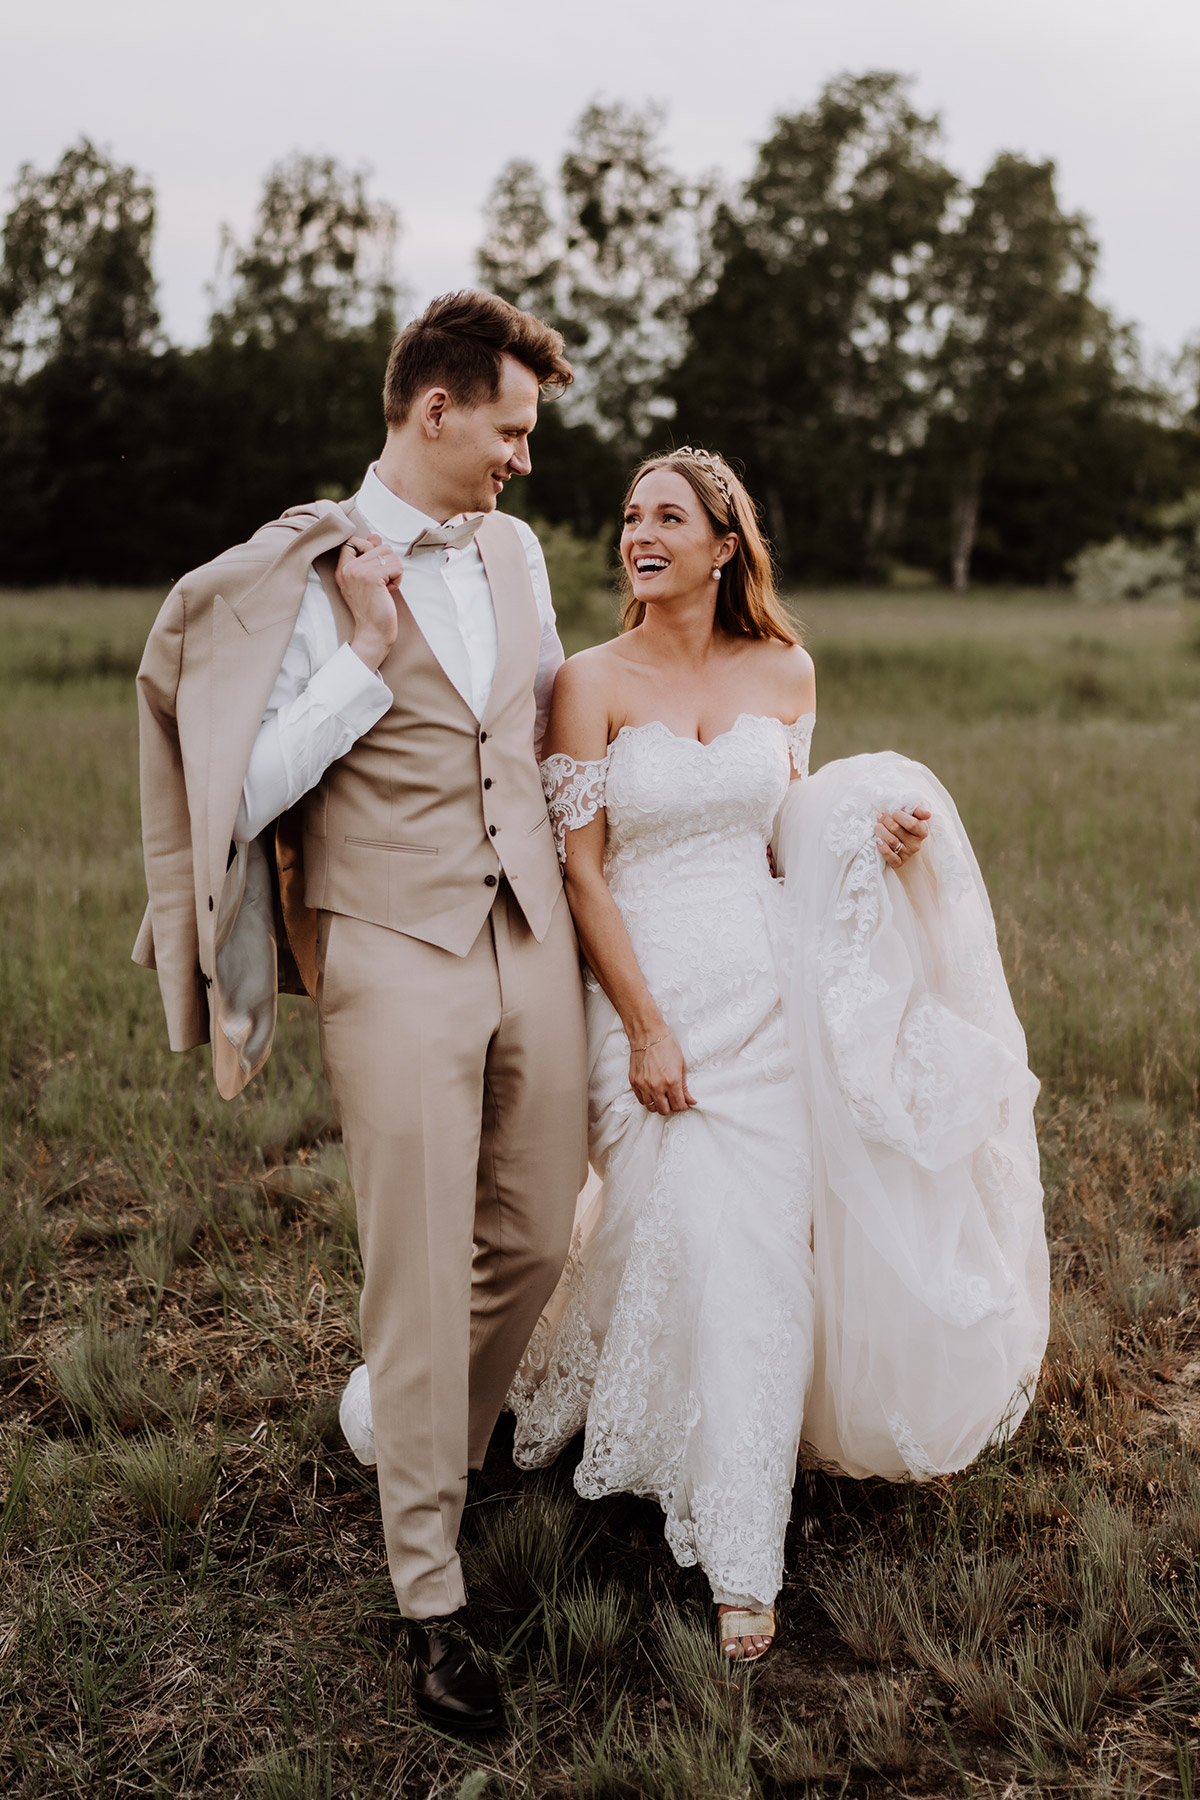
418 386 452 438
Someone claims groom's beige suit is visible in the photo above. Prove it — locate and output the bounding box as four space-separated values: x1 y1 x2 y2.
135 496 588 1617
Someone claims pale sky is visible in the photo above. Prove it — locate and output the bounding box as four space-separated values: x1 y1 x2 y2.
3 0 1197 359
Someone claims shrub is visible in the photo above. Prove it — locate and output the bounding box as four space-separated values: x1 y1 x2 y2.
1069 536 1183 606
533 519 620 649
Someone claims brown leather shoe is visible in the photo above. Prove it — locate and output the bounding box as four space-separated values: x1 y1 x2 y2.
407 1623 502 1734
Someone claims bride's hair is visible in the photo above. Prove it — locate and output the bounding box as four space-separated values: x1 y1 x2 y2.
619 449 800 644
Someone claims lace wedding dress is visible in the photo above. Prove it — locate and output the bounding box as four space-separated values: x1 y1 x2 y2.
342 712 1048 1613
512 713 819 1608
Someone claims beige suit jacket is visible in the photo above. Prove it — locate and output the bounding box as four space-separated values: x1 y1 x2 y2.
133 500 356 1099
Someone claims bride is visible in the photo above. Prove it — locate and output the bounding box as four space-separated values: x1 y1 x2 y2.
345 447 1049 1663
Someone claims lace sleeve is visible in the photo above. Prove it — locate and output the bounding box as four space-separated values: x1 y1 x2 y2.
785 712 815 779
539 750 610 867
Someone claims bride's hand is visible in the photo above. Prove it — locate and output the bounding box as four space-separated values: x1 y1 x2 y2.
876 804 931 869
630 1031 697 1115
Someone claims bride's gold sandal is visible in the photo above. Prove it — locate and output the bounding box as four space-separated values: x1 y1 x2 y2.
717 1606 775 1662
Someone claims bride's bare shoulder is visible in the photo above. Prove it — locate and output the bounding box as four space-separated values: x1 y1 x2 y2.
546 641 626 757
553 639 628 703
746 638 816 715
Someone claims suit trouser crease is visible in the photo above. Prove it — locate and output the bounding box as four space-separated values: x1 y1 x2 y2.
316 886 587 1619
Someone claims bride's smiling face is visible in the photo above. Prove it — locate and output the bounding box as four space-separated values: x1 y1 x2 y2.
621 469 737 607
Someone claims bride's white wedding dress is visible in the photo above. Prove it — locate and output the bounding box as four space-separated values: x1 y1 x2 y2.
511 714 818 1609
341 712 1048 1612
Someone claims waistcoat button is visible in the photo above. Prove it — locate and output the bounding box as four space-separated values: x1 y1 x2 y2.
479 730 488 743
489 825 497 836
484 874 497 887
483 778 492 789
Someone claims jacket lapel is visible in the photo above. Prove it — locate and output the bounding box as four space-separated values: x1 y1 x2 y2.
206 507 355 906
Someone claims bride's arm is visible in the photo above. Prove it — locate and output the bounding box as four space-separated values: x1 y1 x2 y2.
544 658 697 1118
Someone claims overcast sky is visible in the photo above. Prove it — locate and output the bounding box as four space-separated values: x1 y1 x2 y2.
4 0 1197 358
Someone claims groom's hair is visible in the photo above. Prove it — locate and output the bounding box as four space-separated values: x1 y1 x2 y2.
383 290 573 424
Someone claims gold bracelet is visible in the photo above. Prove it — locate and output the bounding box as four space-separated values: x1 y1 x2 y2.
630 1030 669 1055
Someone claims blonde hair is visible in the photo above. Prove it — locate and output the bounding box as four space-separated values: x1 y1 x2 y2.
620 448 799 644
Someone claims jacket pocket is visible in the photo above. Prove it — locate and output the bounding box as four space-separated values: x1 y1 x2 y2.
344 836 439 855
526 814 550 837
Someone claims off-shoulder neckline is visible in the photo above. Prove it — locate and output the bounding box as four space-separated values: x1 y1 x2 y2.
608 710 816 753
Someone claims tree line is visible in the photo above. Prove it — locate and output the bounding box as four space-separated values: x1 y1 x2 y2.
2 74 1198 589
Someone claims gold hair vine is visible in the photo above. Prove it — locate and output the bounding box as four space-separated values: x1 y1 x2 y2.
674 446 735 508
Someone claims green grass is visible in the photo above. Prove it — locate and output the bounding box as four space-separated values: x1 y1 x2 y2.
0 581 1198 1796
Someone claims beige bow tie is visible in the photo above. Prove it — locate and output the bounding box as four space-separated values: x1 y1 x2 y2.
406 515 484 556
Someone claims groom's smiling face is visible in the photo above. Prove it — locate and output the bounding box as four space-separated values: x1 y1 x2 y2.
435 354 541 516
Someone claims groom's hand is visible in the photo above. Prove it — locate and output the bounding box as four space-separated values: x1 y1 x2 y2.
337 533 403 671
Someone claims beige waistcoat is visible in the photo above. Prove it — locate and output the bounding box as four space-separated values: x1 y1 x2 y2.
301 508 562 954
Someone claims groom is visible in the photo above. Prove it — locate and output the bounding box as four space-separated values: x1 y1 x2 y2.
135 291 589 1731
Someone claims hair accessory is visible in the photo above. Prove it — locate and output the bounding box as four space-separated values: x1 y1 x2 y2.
674 446 735 509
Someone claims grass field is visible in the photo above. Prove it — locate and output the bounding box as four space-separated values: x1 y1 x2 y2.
1 581 1199 1798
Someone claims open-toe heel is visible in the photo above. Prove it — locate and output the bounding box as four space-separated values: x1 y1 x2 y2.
717 1606 775 1662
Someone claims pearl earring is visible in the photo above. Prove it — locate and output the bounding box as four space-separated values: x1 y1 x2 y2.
712 566 722 580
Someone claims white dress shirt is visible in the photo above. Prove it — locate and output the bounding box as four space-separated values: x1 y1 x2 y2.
233 465 565 843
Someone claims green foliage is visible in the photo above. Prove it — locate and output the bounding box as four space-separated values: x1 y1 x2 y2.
49 1310 153 1434
480 103 712 457
461 1480 599 1614
1074 488 1200 609
0 135 159 376
1157 488 1200 595
525 516 619 652
840 1673 921 1774
0 141 198 584
553 1574 640 1672
670 75 1200 586
246 1746 334 1800
192 152 401 555
4 92 1200 587
110 1429 221 1558
210 152 398 349
0 146 400 583
672 72 957 578
0 1188 47 1350
1071 535 1185 604
932 152 1100 590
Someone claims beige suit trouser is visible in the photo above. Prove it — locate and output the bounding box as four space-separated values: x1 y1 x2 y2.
316 885 588 1620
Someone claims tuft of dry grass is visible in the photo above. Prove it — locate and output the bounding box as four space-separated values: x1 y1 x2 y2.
1 583 1198 1796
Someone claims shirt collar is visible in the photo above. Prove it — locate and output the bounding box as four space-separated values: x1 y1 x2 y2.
355 464 468 554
